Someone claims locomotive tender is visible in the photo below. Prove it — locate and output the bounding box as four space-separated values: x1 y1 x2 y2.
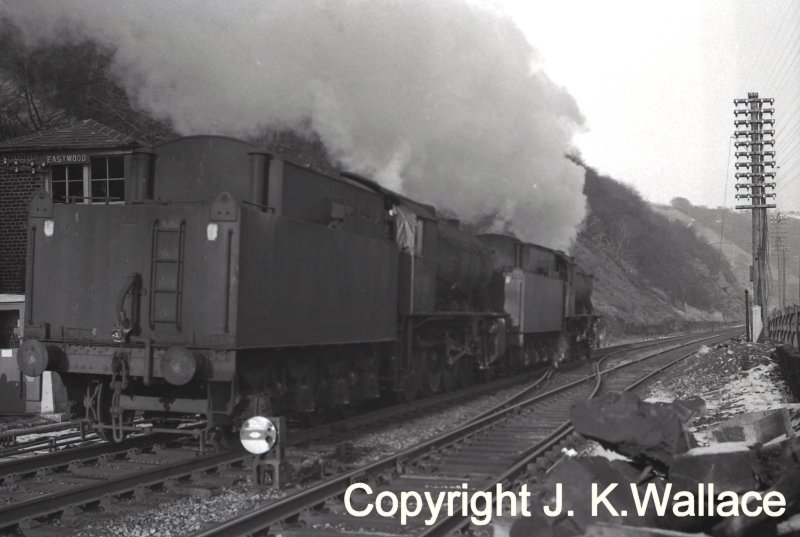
17 135 596 442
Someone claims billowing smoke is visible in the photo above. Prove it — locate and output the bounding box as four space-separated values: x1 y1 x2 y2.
1 0 586 249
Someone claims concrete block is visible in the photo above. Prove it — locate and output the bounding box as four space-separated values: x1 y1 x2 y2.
670 447 756 493
709 408 792 445
39 372 68 415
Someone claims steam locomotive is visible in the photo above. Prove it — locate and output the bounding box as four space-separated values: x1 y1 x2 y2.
17 135 597 443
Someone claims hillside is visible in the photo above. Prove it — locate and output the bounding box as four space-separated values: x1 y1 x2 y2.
573 166 742 338
657 198 800 314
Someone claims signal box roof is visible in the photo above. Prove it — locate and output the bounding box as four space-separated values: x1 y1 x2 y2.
0 119 145 153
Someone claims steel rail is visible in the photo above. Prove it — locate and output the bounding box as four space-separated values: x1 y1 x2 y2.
463 329 737 426
0 450 243 529
187 328 738 537
0 343 609 530
0 329 737 533
417 330 736 537
0 351 566 530
0 433 173 482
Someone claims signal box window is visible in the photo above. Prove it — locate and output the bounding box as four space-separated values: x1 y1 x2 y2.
91 156 125 202
50 157 125 203
51 164 86 203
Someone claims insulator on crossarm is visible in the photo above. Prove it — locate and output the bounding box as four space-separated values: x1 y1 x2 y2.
735 172 776 179
736 193 776 199
734 119 774 126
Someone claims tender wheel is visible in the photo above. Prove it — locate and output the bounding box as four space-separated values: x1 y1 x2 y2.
421 348 443 395
288 360 318 413
323 358 352 407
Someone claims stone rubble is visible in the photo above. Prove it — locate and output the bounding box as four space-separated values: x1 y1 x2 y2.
499 338 800 537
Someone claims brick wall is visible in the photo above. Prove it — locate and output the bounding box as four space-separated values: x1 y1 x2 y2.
0 170 42 294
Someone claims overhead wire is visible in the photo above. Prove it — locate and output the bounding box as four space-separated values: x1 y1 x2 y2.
762 24 800 91
764 26 800 93
717 135 734 278
741 0 795 91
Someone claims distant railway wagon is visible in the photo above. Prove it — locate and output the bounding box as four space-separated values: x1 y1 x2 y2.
16 135 597 443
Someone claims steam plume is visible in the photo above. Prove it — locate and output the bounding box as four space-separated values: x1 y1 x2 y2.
1 0 586 249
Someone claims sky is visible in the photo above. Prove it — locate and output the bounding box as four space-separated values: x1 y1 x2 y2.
2 0 798 228
502 0 800 212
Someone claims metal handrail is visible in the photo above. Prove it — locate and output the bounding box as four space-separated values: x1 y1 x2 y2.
768 305 800 350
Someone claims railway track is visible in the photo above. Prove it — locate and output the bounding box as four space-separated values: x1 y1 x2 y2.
0 329 738 536
0 354 550 535
182 328 738 537
0 422 81 454
0 329 722 460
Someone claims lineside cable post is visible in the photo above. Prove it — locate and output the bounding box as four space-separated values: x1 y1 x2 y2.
734 92 776 341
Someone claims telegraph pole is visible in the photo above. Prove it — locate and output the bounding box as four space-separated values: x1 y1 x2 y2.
734 92 776 341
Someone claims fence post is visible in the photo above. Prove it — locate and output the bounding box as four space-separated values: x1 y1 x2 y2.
745 290 751 342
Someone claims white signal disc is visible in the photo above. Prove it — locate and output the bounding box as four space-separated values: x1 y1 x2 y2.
239 416 278 455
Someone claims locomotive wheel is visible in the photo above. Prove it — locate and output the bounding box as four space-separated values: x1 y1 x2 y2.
355 354 380 401
479 367 496 383
421 348 444 395
402 370 420 403
323 358 352 407
542 342 557 366
442 361 460 392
